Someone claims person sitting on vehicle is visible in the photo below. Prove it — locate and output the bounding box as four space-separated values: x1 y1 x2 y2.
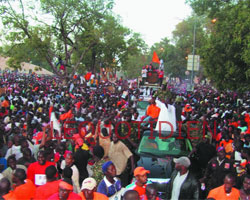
141 67 147 85
142 98 160 128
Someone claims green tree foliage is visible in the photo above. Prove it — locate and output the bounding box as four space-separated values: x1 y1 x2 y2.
185 0 239 17
125 54 147 79
0 0 145 79
187 0 250 91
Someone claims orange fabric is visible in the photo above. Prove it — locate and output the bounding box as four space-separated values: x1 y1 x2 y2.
3 191 17 200
78 192 108 200
1 100 9 108
146 104 160 119
219 139 233 148
59 180 73 190
132 183 147 198
207 185 240 200
225 143 234 159
70 93 76 99
13 179 36 200
229 122 239 128
152 51 160 64
85 72 92 81
34 180 60 200
49 106 53 119
60 110 74 121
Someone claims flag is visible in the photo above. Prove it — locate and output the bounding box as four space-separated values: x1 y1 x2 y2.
152 51 160 64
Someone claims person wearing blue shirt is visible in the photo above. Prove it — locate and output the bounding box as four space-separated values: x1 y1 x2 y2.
97 161 122 197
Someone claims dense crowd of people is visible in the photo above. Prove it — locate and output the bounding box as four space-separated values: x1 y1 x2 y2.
0 71 249 200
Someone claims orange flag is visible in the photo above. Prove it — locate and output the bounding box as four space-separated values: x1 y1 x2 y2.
152 51 160 64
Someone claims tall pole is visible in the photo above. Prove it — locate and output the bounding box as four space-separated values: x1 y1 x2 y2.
191 19 196 86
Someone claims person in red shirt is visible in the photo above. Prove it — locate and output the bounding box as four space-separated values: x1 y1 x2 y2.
12 168 36 200
158 69 164 87
48 178 81 200
27 150 55 186
34 165 60 200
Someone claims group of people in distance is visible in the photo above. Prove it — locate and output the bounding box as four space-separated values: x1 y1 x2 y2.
0 70 249 199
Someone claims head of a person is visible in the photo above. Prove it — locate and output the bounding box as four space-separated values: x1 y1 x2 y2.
146 184 158 200
20 138 29 149
12 168 26 185
224 134 230 142
62 167 73 179
13 135 19 146
58 143 66 155
37 150 46 165
7 155 16 170
134 167 150 186
112 132 119 144
0 178 11 195
102 161 116 178
224 173 236 194
150 97 156 105
245 135 250 143
45 165 57 181
22 147 32 160
242 174 250 194
123 190 140 200
241 148 250 159
65 153 74 167
58 179 73 200
217 147 226 160
92 145 104 162
81 178 97 200
173 156 191 172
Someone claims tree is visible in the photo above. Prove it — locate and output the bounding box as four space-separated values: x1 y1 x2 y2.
0 0 114 79
186 0 250 91
185 0 239 18
200 1 250 91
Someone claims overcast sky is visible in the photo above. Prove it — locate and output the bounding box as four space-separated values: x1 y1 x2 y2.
113 0 193 47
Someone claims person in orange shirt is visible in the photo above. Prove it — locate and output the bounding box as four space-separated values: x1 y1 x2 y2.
142 98 160 128
126 167 150 199
207 173 240 200
34 165 61 200
78 177 108 200
1 97 9 108
0 178 16 200
12 168 36 200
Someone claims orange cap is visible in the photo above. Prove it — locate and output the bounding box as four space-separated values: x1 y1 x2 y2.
134 167 150 176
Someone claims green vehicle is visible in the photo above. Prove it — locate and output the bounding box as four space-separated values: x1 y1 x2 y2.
136 130 193 198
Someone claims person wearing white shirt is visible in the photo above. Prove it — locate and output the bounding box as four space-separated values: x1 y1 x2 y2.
61 153 80 193
5 135 22 160
167 156 199 200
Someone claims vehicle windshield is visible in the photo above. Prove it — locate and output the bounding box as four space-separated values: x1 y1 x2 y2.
137 101 149 110
138 136 192 157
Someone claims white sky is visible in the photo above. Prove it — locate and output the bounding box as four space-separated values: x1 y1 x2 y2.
113 0 192 47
